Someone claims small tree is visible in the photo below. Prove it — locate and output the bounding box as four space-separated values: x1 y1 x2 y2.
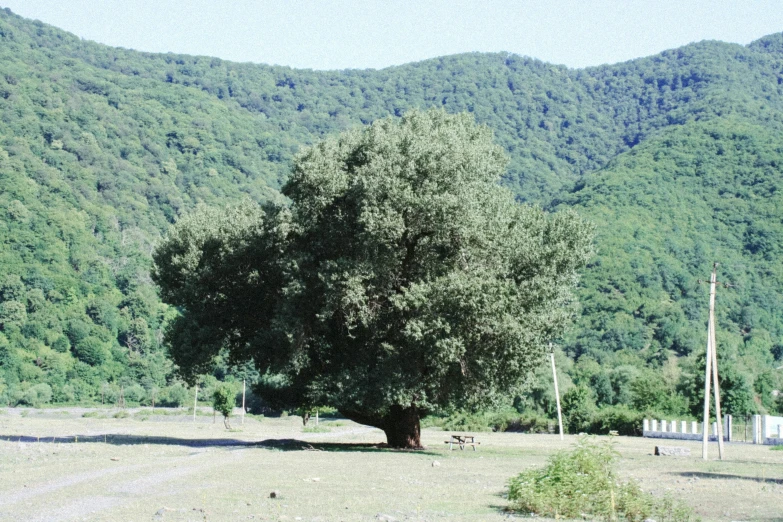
561 386 595 434
212 385 234 429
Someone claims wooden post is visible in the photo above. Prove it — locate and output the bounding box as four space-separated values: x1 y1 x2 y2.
241 379 246 426
315 408 319 426
550 352 564 441
193 386 198 422
702 265 717 460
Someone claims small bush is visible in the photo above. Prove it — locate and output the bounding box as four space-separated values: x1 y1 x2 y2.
494 412 554 434
589 405 645 436
424 410 554 434
18 383 53 407
113 410 129 419
123 384 146 405
508 437 697 521
159 383 189 407
135 408 179 416
440 412 495 432
82 411 105 418
55 384 76 404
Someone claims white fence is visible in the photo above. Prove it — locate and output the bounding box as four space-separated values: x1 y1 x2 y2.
643 417 730 442
643 414 783 445
756 414 783 445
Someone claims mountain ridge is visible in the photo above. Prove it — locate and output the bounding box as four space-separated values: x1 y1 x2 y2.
1 7 782 415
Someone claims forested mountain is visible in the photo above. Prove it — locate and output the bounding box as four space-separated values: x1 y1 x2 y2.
1 7 782 415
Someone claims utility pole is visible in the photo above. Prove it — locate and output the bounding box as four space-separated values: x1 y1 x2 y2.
701 263 725 460
550 351 564 441
711 297 725 460
193 385 198 423
241 379 246 426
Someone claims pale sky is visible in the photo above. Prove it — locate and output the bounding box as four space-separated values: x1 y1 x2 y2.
3 1 783 70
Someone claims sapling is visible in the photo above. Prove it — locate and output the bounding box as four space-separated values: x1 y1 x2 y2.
212 385 235 429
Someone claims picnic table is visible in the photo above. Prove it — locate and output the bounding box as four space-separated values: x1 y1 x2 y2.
445 434 480 451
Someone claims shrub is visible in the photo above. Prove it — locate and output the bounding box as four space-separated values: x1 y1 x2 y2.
160 383 189 407
589 405 645 436
123 384 145 405
561 386 596 433
18 383 53 407
439 412 495 432
494 412 554 434
52 383 76 404
424 410 555 434
508 437 696 521
113 410 129 419
70 379 95 402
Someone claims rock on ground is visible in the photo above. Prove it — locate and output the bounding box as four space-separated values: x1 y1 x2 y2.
654 446 690 456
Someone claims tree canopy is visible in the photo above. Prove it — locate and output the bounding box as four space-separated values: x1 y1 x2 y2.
153 109 593 447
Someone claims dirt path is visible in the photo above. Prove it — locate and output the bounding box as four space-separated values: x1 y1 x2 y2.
4 448 245 522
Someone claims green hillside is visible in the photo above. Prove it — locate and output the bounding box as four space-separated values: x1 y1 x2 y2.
1 7 782 414
550 120 783 418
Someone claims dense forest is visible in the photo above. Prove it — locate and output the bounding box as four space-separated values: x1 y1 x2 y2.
1 8 782 424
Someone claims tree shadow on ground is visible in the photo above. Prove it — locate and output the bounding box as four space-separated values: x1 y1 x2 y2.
259 438 442 455
0 434 440 454
670 471 783 484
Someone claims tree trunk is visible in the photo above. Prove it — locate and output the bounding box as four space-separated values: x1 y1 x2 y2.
340 404 423 449
382 405 422 449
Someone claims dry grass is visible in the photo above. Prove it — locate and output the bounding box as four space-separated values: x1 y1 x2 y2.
1 408 782 521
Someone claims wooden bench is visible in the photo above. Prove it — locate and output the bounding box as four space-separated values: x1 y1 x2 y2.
445 434 480 451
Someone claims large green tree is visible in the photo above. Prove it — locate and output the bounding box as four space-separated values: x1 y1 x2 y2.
154 109 592 447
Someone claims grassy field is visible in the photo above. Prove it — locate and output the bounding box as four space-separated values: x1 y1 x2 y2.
1 408 782 521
